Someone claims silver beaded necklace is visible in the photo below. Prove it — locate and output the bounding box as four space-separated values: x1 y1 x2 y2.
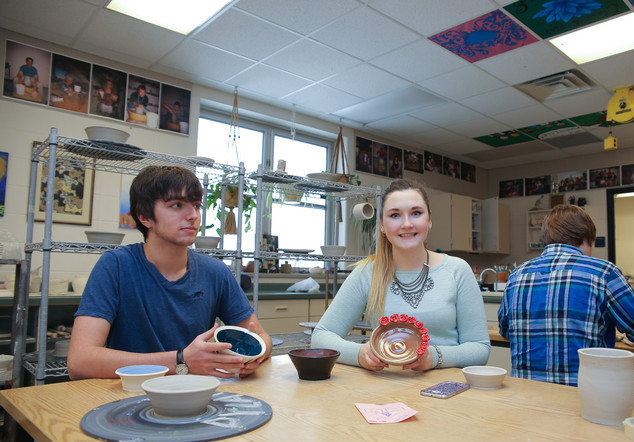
390 248 434 308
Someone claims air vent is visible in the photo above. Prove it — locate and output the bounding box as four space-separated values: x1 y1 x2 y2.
514 70 594 102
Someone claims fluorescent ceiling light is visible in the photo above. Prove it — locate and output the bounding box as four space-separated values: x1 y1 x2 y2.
550 13 634 64
615 192 634 199
107 0 231 35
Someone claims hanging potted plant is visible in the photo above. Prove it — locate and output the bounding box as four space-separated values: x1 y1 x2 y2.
203 182 257 236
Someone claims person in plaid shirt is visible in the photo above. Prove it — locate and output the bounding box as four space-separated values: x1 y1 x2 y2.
498 204 634 386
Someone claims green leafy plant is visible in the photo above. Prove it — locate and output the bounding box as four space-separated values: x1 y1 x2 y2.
203 182 257 235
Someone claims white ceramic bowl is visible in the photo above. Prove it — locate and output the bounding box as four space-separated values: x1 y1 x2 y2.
85 126 130 143
624 417 634 441
0 354 14 371
194 236 221 249
462 365 507 390
85 231 125 244
320 245 346 256
115 365 169 392
213 325 267 374
142 375 220 417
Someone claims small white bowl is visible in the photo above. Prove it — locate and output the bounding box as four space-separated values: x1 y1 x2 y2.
213 325 267 374
194 236 221 249
309 266 324 274
142 375 220 418
462 365 507 390
624 417 634 441
320 245 346 256
115 365 169 392
85 126 130 143
85 231 125 244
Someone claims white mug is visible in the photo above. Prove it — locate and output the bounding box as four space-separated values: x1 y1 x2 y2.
352 203 374 221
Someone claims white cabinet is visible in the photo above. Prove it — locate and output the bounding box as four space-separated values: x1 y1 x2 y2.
482 197 510 254
428 194 509 254
526 209 550 251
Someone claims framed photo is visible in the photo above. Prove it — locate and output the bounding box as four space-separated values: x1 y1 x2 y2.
461 162 475 183
499 178 524 198
35 156 95 225
3 40 51 105
260 234 279 273
159 83 191 134
525 175 551 195
355 137 372 173
556 170 587 191
623 164 634 185
589 166 620 189
388 146 403 178
49 53 91 113
443 157 460 178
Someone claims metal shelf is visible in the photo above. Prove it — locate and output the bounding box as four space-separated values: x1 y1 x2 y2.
33 135 241 184
23 360 68 379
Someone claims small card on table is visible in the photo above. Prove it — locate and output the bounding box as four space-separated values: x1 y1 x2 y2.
354 402 418 424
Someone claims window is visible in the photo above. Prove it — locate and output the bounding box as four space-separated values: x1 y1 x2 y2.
197 111 332 268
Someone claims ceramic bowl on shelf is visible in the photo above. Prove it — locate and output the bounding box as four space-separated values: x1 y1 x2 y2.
84 126 130 143
288 348 340 380
85 231 125 244
115 365 169 392
213 325 267 374
194 236 221 249
320 245 346 256
369 316 427 365
307 172 339 182
462 365 507 390
141 375 220 417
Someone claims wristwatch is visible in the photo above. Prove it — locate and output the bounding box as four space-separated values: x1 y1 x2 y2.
175 349 189 375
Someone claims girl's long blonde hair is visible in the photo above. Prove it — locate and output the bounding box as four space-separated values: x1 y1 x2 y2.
358 179 430 323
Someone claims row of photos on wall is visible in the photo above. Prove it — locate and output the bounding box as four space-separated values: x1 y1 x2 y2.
355 136 476 183
499 164 634 198
2 40 191 135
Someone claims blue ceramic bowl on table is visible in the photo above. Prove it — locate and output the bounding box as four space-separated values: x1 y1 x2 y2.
213 326 267 374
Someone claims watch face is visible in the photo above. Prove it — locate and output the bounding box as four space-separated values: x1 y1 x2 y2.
175 364 188 375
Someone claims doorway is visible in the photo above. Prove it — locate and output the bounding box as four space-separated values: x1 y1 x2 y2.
606 185 634 277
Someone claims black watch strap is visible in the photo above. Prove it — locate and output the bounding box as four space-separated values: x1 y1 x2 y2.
176 349 185 365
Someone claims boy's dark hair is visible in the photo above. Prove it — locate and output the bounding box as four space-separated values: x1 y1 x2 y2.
130 166 203 240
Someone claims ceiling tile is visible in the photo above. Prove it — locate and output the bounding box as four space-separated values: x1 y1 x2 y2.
311 7 420 61
158 40 254 83
543 89 613 117
284 83 362 114
368 0 496 36
0 0 96 45
435 138 494 156
476 41 575 85
370 39 469 83
461 86 538 114
417 127 466 145
409 102 484 125
229 64 312 99
365 115 437 136
193 9 299 60
491 104 562 128
465 140 554 161
263 39 359 81
74 9 184 68
236 0 360 35
322 64 410 99
450 117 511 137
418 65 507 100
581 50 634 91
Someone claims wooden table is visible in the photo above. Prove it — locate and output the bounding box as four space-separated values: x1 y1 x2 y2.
0 356 626 441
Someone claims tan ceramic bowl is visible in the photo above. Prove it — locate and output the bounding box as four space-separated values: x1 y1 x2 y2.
462 366 507 390
194 236 221 249
142 375 220 418
370 321 422 365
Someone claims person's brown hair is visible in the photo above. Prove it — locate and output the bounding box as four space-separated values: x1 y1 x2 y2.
541 204 596 247
130 166 202 240
358 179 431 322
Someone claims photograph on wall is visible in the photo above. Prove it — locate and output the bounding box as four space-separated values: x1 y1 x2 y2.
461 162 475 183
355 136 372 173
89 64 127 120
525 175 551 196
260 234 279 273
622 164 634 185
49 53 91 113
0 152 7 217
159 83 191 134
126 74 160 128
424 151 442 173
388 146 403 179
3 40 51 105
443 157 460 178
589 166 620 189
372 141 388 176
35 156 95 225
556 170 587 191
119 175 136 229
499 178 524 198
404 150 423 173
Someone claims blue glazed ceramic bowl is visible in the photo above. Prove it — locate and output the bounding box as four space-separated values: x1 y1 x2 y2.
115 365 169 392
213 326 267 374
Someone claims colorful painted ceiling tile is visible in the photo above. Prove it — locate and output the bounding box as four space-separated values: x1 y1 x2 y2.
504 0 630 39
517 119 576 138
474 130 535 147
428 9 538 63
569 111 614 127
